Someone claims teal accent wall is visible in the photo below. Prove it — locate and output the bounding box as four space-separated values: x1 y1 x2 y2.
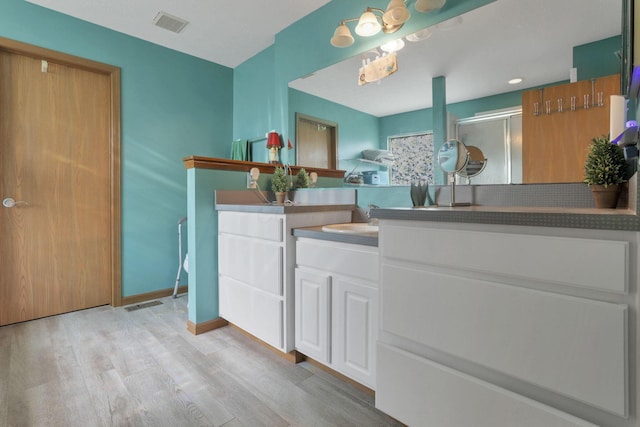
187 169 248 324
1 0 233 298
380 109 433 142
574 36 622 81
233 46 278 164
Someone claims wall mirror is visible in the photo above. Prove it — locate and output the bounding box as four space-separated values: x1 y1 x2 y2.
288 0 625 185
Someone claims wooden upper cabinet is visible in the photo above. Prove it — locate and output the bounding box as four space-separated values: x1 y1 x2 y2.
522 74 620 183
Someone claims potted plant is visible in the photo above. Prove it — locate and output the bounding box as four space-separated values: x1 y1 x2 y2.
583 135 627 208
271 166 289 203
296 168 310 189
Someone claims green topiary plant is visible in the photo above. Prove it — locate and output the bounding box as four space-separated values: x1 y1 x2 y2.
583 135 627 187
296 168 310 189
271 166 289 193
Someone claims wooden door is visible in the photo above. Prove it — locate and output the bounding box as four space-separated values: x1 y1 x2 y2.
0 42 119 326
522 74 620 183
296 114 337 169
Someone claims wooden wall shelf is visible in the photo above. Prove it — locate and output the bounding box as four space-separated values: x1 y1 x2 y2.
183 156 346 179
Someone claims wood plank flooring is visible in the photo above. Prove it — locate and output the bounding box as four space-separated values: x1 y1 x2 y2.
0 296 403 427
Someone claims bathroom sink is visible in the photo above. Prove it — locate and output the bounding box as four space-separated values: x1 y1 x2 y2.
321 223 379 235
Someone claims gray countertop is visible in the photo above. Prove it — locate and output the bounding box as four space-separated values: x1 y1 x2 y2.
292 225 378 247
370 205 640 231
215 203 356 214
215 201 376 246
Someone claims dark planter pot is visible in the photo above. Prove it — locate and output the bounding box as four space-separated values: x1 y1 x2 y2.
591 184 621 209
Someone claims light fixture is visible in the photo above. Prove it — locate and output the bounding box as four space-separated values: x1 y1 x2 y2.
383 0 411 26
356 9 382 36
331 22 355 47
330 1 410 48
508 77 524 85
266 131 282 164
415 0 447 13
380 38 405 53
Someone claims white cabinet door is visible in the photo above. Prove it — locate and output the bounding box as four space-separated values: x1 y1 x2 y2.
295 268 331 364
333 277 377 388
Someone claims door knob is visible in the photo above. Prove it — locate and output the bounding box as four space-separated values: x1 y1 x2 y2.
2 197 29 208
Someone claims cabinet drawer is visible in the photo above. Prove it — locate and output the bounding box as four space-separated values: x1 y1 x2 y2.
377 343 597 427
219 275 283 350
251 291 283 349
381 264 628 416
296 238 378 284
219 211 283 242
382 223 628 293
219 234 283 296
219 276 252 329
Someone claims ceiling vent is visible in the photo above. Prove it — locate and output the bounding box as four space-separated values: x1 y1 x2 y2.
153 11 189 33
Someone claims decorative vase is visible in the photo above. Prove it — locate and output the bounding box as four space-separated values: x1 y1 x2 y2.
275 191 287 204
591 184 621 209
410 180 434 207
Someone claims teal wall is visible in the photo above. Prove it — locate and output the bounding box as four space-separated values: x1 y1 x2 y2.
187 169 245 324
233 46 279 164
1 0 233 298
574 35 622 81
380 109 433 141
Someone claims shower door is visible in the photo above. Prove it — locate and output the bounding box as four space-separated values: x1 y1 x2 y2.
456 109 522 184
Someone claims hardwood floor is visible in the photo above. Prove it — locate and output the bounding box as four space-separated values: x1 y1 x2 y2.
0 296 402 427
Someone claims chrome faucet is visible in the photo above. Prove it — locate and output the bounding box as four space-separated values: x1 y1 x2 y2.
367 204 380 225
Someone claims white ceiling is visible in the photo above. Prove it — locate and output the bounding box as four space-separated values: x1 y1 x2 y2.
24 0 332 68
290 0 622 117
25 0 622 117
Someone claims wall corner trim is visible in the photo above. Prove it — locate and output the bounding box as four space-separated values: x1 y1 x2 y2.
187 317 229 335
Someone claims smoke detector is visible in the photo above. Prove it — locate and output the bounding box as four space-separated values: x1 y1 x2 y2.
153 11 189 33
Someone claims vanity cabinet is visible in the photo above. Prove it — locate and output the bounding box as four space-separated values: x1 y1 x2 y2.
217 209 351 353
295 237 378 389
376 219 635 427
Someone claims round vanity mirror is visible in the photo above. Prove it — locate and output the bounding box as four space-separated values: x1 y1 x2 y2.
437 139 469 174
437 139 471 207
458 145 487 179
